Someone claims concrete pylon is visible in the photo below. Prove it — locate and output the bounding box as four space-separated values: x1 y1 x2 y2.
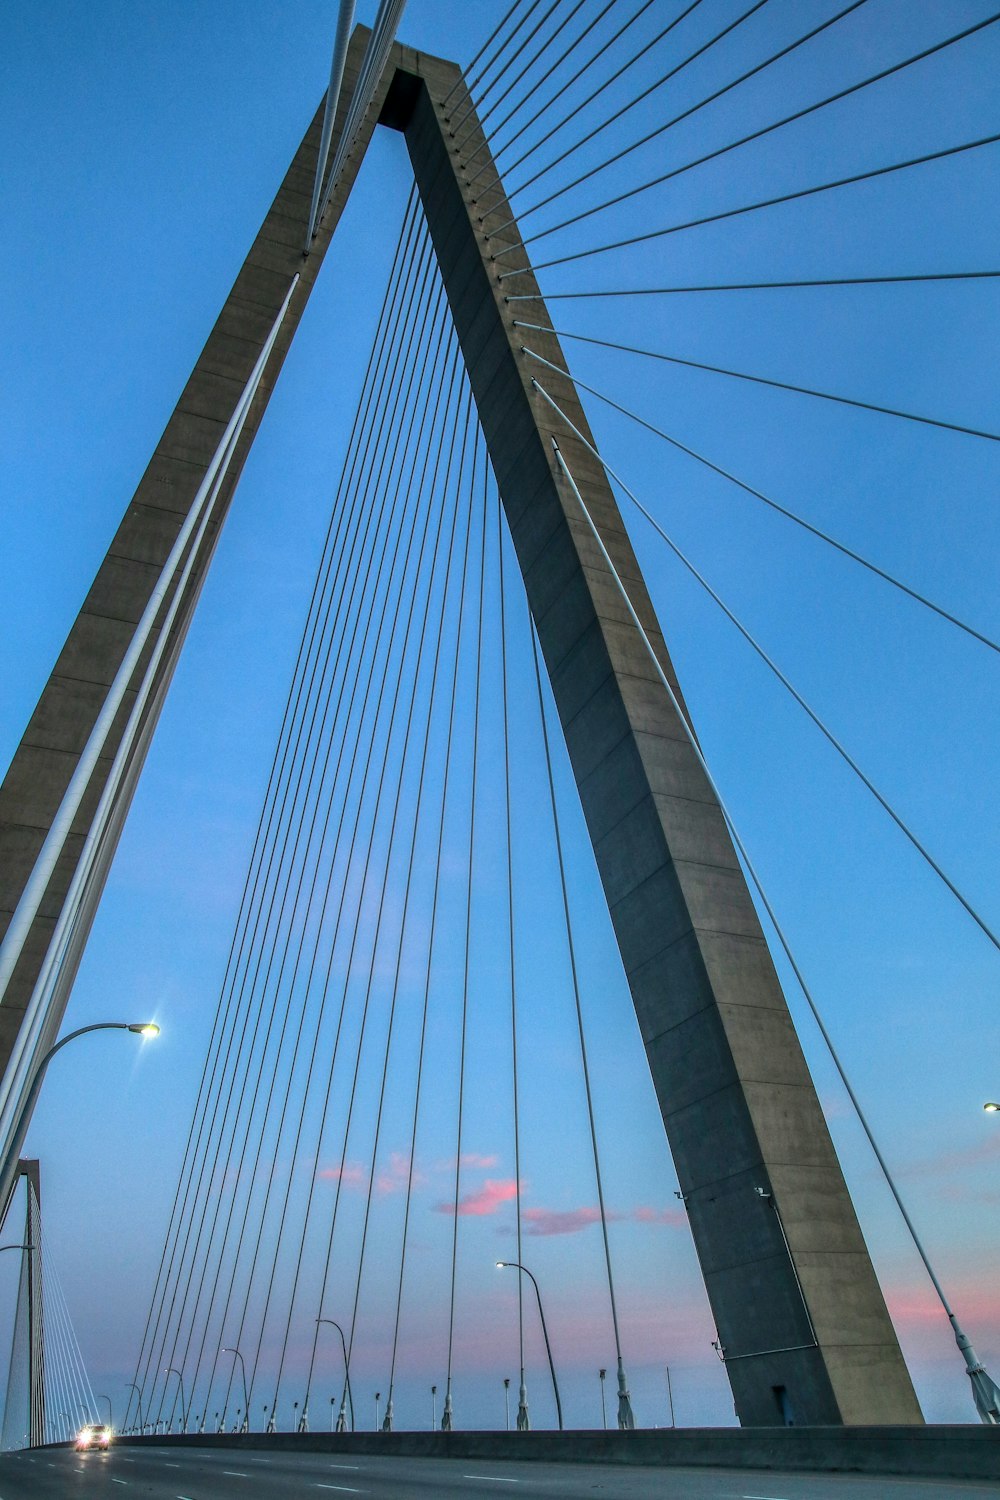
0 28 921 1427
21 1161 44 1448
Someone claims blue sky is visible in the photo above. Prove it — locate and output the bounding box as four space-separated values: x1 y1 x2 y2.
2 0 1000 1434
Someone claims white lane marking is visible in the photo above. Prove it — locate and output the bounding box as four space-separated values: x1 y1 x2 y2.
224 1472 250 1478
328 1464 361 1470
178 1494 197 1499
111 1482 129 1487
315 1487 365 1494
463 1481 519 1487
163 1462 180 1467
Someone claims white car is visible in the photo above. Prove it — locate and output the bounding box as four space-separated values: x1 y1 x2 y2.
75 1423 111 1451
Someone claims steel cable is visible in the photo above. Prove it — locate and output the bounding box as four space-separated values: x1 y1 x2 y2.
474 0 697 195
452 0 589 150
142 215 435 1425
527 620 627 1372
204 285 456 1419
387 431 487 1430
129 193 423 1429
497 131 1000 276
442 0 540 111
508 7 999 242
504 269 1000 299
497 0 764 207
462 0 622 178
302 341 467 1405
450 0 561 136
193 265 452 1427
520 344 1000 659
497 499 527 1422
517 320 1000 443
340 392 477 1427
256 296 460 1424
534 376 1000 958
551 433 983 1394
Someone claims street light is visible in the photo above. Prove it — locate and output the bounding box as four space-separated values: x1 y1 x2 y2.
126 1382 143 1435
985 1103 1000 1113
599 1368 607 1429
97 1394 113 1431
223 1347 249 1430
496 1260 563 1431
0 1021 159 1215
165 1367 186 1433
317 1317 354 1432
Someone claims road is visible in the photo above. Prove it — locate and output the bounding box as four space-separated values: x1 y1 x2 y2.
0 1447 998 1499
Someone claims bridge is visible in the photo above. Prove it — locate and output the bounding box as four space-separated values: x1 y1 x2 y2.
1 0 999 1492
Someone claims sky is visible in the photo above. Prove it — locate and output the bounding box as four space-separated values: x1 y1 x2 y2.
2 0 1000 1437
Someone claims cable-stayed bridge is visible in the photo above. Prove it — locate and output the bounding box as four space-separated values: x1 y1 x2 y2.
1 0 999 1486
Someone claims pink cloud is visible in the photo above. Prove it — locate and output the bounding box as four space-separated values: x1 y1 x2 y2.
377 1151 425 1196
318 1161 364 1186
897 1133 1000 1180
434 1178 518 1217
631 1205 687 1228
884 1278 1000 1333
434 1151 500 1173
519 1204 687 1236
524 1207 605 1236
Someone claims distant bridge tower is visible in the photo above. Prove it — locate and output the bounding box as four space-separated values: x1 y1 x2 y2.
0 27 922 1427
0 1162 45 1449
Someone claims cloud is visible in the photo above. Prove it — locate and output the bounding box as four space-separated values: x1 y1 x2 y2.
521 1204 688 1236
377 1151 424 1196
434 1179 519 1217
937 1181 1000 1207
317 1161 364 1186
901 1134 1000 1179
631 1205 687 1228
524 1207 605 1236
884 1278 1000 1335
433 1151 500 1173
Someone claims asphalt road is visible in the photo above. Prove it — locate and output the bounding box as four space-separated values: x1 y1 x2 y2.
1 1447 999 1500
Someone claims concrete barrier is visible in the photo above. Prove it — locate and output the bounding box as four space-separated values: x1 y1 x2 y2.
107 1425 1000 1483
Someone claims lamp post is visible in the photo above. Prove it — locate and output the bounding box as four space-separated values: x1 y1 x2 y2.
97 1394 113 1431
665 1365 675 1428
223 1347 249 1430
374 1392 380 1431
317 1317 354 1432
0 1021 159 1219
165 1367 186 1433
126 1382 143 1435
599 1368 607 1430
503 1377 510 1432
431 1385 437 1430
496 1261 563 1431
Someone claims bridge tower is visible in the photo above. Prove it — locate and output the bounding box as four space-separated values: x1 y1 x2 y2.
0 28 921 1428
